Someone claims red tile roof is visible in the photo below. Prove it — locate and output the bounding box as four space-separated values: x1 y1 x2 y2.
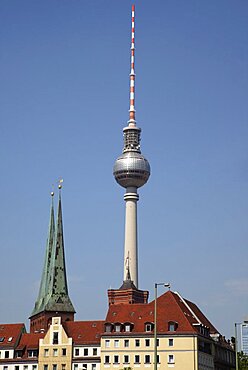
16 333 45 350
0 324 25 348
104 290 219 336
64 321 104 345
15 333 45 360
185 298 219 334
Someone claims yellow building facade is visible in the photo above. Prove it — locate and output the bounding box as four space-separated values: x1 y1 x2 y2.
38 317 73 370
100 334 216 370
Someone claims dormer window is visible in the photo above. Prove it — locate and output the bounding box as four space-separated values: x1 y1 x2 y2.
28 350 38 358
145 322 154 332
125 324 131 332
115 323 122 332
104 323 112 333
200 326 210 336
15 350 23 358
168 321 178 332
0 337 4 342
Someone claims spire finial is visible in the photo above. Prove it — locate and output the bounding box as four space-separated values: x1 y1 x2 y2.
51 184 55 197
128 4 136 126
58 178 63 190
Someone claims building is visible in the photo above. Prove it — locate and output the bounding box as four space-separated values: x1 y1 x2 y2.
241 321 248 355
102 289 235 370
0 5 235 370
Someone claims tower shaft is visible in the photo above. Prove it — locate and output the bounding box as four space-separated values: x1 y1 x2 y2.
123 187 139 287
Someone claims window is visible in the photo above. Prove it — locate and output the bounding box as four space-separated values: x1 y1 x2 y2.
75 348 79 356
44 349 49 357
91 365 96 370
8 337 13 342
114 340 119 348
32 366 37 370
53 365 57 370
145 323 153 332
16 350 22 358
168 322 177 332
115 324 121 332
24 366 28 370
53 332 59 344
105 324 112 333
105 340 110 348
169 339 174 346
135 339 140 347
145 355 151 364
104 356 110 364
62 365 66 370
62 348 66 356
124 355 129 364
44 366 48 370
145 339 150 347
74 365 78 370
82 366 87 370
5 351 9 359
157 338 159 347
134 355 140 364
15 366 19 370
124 339 129 348
28 350 38 358
93 348 97 356
114 355 119 364
53 349 58 357
168 355 174 364
125 324 131 332
0 337 5 342
3 366 8 370
84 348 88 356
157 355 160 363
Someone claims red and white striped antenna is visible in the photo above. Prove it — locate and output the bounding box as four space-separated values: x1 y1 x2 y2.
128 4 136 126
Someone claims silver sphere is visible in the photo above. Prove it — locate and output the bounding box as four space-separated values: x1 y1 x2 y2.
113 151 150 188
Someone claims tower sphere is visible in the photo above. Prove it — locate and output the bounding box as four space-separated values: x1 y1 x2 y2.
113 151 150 188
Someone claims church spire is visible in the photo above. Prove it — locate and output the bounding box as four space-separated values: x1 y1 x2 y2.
46 184 71 300
30 184 75 333
31 191 55 317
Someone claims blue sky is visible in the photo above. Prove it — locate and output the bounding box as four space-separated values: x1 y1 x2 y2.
0 0 247 339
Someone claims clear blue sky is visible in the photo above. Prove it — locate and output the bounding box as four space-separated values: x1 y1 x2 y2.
0 0 247 339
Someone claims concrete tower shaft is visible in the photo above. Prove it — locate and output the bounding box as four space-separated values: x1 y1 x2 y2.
113 5 150 289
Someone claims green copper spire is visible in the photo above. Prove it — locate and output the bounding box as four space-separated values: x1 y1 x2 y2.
31 188 75 317
31 192 55 316
45 189 75 312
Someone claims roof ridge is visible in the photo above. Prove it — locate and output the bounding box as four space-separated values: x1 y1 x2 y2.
174 291 201 324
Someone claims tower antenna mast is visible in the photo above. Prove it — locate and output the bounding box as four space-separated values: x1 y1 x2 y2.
129 4 136 125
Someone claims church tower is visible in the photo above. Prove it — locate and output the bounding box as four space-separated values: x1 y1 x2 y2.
30 185 75 333
108 5 149 305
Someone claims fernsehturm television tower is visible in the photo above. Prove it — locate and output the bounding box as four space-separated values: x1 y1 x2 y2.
113 5 150 289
